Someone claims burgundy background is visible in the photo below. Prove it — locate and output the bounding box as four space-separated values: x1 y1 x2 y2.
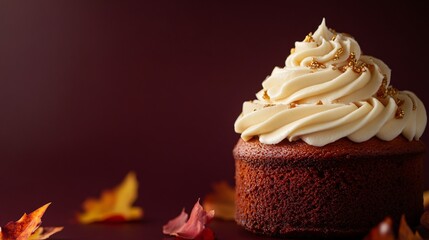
0 1 428 239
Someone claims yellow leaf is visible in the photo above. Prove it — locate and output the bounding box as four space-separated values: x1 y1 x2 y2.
203 181 235 221
77 171 144 224
29 227 64 240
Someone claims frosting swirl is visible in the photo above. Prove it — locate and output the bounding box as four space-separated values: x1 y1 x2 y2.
235 19 427 146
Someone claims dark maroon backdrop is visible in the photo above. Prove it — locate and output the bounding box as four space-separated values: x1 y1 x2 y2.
0 1 428 239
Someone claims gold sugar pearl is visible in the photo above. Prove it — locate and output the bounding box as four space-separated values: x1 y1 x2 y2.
337 52 368 73
395 108 405 119
386 86 398 96
353 62 368 73
289 102 297 108
304 32 315 42
375 76 408 119
262 90 270 100
309 59 326 69
333 47 344 61
377 77 388 98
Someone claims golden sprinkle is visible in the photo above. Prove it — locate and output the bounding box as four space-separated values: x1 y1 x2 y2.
338 52 368 73
316 100 323 105
356 63 368 73
263 104 275 108
304 32 314 42
376 76 388 98
333 47 344 61
331 34 337 41
386 86 398 96
396 108 405 119
289 102 297 108
309 59 326 69
375 76 407 119
262 90 270 100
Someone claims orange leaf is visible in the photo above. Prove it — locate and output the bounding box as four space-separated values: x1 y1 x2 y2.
363 217 395 240
77 171 144 224
0 203 63 240
398 215 422 240
423 191 429 209
202 181 235 221
420 211 429 230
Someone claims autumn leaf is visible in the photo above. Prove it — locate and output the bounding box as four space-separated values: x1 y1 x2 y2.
29 227 64 240
398 215 422 240
0 203 63 240
193 228 215 240
203 181 235 221
163 199 215 239
420 211 429 230
363 217 395 240
423 191 429 209
77 171 144 224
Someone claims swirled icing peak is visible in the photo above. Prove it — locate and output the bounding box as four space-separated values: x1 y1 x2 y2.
235 18 427 146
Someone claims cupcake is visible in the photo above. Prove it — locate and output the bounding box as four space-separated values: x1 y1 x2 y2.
233 19 427 238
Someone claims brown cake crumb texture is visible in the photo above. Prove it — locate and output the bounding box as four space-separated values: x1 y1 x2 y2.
233 136 426 238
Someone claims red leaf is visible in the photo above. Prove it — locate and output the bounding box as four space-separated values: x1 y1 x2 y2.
162 209 188 235
194 228 215 240
363 217 395 240
163 199 215 239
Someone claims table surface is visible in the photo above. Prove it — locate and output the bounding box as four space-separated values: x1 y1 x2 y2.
5 210 427 240
34 220 284 240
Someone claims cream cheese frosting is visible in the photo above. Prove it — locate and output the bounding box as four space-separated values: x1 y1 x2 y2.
234 19 427 146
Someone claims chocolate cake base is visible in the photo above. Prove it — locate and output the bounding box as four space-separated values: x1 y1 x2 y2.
233 137 426 238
